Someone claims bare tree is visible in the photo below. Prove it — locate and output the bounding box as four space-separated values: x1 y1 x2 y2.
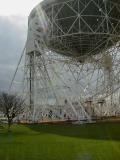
0 92 25 130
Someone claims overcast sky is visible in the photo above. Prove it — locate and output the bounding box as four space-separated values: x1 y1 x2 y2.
0 0 42 91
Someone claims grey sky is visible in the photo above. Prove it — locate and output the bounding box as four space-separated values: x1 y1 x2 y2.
0 15 27 91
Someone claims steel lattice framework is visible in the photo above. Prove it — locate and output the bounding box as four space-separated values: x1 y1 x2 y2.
39 0 120 57
9 0 120 123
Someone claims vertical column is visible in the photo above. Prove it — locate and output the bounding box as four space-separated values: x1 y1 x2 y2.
29 52 35 111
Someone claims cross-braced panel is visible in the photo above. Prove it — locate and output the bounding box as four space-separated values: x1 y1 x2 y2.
38 0 120 57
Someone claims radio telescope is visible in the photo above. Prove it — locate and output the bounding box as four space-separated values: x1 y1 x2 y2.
10 0 120 122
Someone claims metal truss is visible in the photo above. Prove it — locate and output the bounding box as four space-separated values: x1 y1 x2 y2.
22 37 120 122
40 0 120 57
46 0 120 37
9 0 120 122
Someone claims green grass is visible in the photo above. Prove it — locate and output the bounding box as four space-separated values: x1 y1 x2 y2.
0 122 120 160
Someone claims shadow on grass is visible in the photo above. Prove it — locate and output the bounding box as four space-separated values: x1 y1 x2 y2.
0 124 27 136
26 122 120 141
0 124 4 129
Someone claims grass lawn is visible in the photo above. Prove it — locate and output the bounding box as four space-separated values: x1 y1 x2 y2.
0 122 120 160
